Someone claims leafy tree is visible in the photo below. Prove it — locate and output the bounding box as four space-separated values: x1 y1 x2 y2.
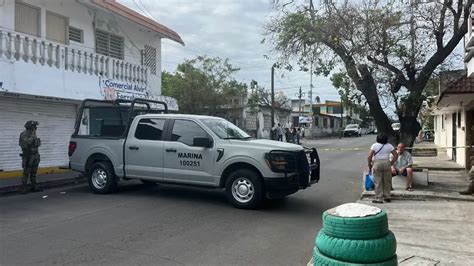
161 56 247 115
266 0 472 146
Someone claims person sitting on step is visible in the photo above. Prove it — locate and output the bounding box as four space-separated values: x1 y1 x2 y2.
390 143 414 191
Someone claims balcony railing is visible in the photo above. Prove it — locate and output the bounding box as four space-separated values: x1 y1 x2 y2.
0 29 148 84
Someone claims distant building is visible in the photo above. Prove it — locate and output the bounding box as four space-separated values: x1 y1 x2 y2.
293 100 367 137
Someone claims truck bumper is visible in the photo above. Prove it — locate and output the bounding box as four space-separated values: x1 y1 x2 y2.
264 147 320 199
263 176 300 199
263 167 318 199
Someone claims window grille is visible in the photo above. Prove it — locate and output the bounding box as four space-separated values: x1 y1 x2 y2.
69 27 83 43
143 45 157 75
95 29 124 60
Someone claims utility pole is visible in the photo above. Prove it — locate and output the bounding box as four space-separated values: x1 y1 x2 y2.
271 64 275 130
309 62 314 127
296 86 305 123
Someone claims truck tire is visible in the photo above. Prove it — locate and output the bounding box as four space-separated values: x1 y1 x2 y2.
316 230 397 263
88 161 118 194
313 247 398 266
225 169 264 209
322 210 388 240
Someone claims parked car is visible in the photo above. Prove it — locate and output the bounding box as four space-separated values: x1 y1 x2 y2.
343 124 362 137
391 123 401 133
69 99 321 209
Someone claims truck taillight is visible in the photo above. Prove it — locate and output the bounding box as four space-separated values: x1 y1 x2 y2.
68 141 77 157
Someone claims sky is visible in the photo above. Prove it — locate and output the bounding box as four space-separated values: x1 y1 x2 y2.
119 0 340 103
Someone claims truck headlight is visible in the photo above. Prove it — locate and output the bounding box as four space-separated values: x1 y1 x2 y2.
265 152 296 172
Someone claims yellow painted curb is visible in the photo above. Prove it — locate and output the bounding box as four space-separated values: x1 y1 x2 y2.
0 167 70 179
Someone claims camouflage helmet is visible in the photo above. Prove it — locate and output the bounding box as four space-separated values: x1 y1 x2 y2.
24 120 39 129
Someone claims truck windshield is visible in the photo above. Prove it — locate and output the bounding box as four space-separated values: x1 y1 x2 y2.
201 118 251 140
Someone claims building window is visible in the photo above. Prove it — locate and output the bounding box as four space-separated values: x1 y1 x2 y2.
15 1 40 36
323 117 328 128
95 29 124 60
263 114 272 130
69 26 83 43
441 115 445 130
46 11 68 44
142 45 157 75
314 116 319 127
330 118 335 128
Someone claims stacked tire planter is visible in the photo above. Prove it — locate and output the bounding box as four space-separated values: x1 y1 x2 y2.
313 203 398 265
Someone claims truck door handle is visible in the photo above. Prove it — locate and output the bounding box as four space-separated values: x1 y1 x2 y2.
129 146 139 150
166 148 177 152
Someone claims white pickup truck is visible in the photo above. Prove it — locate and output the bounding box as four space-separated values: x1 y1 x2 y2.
69 99 320 209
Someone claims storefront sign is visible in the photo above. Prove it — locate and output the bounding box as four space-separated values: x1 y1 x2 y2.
99 78 178 111
299 116 313 123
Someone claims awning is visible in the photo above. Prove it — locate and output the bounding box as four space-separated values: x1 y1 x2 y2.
437 76 474 107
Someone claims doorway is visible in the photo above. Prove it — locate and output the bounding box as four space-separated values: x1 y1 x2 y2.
452 113 457 161
467 110 474 170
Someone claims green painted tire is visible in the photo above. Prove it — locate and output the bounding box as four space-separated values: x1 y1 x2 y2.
315 230 397 263
313 247 398 266
322 210 389 240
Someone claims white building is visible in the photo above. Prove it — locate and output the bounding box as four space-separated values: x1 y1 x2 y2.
433 7 474 170
0 0 183 172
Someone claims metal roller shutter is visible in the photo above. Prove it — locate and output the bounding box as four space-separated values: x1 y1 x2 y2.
0 97 77 171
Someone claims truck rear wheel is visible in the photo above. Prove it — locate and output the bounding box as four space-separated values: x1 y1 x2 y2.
88 161 118 194
225 169 264 209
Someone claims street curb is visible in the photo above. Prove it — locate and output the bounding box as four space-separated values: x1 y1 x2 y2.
0 167 70 179
413 166 466 172
0 176 85 195
360 191 474 202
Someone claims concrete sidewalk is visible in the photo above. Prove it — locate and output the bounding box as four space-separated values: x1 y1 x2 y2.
356 147 474 265
357 199 474 265
362 142 473 202
0 171 84 195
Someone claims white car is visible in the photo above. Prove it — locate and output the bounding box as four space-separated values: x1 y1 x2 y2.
391 123 401 133
343 124 362 137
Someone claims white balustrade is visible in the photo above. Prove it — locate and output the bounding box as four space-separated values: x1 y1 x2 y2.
0 30 148 84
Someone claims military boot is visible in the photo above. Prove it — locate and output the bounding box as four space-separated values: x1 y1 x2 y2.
30 182 42 192
459 183 474 195
20 184 29 194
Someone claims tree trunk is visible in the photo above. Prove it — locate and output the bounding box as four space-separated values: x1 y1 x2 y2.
397 86 423 149
398 116 421 150
355 65 396 144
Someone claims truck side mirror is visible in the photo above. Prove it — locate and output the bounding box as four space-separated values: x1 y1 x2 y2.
193 137 213 148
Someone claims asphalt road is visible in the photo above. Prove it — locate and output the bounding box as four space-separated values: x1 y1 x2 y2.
0 135 375 266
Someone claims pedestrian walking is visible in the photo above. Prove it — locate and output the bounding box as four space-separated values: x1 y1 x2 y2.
296 127 301 145
367 133 398 203
276 123 283 141
291 127 297 144
19 121 42 194
285 127 291 143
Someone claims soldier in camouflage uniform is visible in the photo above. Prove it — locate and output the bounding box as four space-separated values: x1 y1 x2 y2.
19 121 42 193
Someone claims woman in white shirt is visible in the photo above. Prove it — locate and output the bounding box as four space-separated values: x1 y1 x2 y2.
368 133 398 203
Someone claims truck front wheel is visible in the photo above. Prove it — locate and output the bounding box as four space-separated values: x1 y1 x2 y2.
225 169 264 209
88 161 118 194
